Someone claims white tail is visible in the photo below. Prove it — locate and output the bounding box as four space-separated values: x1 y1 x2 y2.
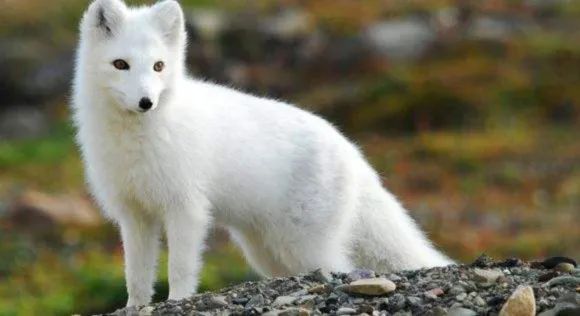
350 184 453 272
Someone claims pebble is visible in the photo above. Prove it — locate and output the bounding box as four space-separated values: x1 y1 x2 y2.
347 269 375 282
246 294 265 308
272 296 297 307
474 296 486 306
310 269 332 283
307 284 327 294
336 307 357 315
277 307 311 316
456 292 467 301
547 276 580 287
449 285 466 295
499 285 536 316
208 295 228 308
406 296 422 306
473 268 504 285
338 278 396 296
447 307 477 316
424 287 444 299
555 263 575 273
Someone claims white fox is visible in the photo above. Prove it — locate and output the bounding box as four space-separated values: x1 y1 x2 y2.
73 0 452 307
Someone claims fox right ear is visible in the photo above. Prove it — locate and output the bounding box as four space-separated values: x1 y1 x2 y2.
81 0 127 38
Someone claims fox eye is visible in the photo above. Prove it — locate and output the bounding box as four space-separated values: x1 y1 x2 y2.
112 59 130 70
153 61 164 72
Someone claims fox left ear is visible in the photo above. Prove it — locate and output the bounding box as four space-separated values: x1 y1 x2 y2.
151 0 185 45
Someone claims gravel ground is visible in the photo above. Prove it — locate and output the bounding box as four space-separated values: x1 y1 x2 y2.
102 255 579 316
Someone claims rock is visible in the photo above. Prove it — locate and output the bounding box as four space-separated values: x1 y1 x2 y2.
406 296 422 306
473 268 504 284
347 269 375 282
208 295 228 308
447 307 477 316
277 307 311 316
499 286 536 316
539 271 560 282
337 278 396 296
456 292 467 301
424 287 444 299
471 254 495 268
310 269 332 283
547 276 580 287
336 307 357 315
542 257 577 269
246 294 265 308
272 296 297 307
449 285 466 295
555 263 576 273
474 296 486 306
307 284 327 294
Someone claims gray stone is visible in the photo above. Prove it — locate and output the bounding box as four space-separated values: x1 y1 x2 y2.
272 296 297 307
336 307 357 315
447 307 477 316
338 278 396 296
347 269 376 282
547 276 580 287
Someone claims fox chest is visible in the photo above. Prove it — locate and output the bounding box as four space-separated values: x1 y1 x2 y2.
90 133 188 212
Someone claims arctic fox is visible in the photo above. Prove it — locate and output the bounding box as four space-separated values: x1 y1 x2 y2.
73 0 452 307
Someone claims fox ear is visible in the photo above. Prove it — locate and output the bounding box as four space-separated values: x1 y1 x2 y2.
151 0 185 45
82 0 126 37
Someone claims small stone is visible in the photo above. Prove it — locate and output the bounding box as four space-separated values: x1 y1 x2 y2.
310 268 332 283
338 278 396 296
499 285 536 316
473 268 504 284
449 285 466 295
208 295 228 308
471 254 495 267
555 262 575 273
246 294 265 308
447 307 477 316
336 307 357 315
539 271 560 282
296 294 316 306
278 307 311 316
232 297 249 305
307 284 327 294
347 269 376 282
406 296 422 306
431 306 447 316
424 287 444 299
547 276 580 287
272 296 297 307
474 296 486 306
541 256 577 269
138 306 154 316
456 292 467 301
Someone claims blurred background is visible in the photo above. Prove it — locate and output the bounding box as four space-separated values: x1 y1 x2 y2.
1 0 579 315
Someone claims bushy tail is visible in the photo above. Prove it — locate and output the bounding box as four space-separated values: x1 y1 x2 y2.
350 185 453 272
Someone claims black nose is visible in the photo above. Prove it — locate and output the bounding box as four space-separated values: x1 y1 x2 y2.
139 97 153 111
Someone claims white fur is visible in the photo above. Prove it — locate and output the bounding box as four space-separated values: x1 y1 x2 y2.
73 0 453 307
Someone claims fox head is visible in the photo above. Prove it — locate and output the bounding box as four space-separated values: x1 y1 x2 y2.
78 0 186 113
